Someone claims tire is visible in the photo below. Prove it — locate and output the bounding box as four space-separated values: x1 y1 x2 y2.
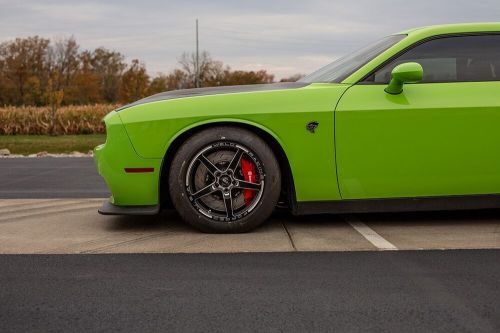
168 126 281 233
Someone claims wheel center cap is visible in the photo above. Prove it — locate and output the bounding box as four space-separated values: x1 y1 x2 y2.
219 175 232 187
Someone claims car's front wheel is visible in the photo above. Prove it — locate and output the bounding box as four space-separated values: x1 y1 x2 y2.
168 126 281 233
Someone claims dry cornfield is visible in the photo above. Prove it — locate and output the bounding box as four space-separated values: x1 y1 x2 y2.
0 104 118 135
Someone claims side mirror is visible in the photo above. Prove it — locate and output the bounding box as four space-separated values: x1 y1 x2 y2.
384 62 423 95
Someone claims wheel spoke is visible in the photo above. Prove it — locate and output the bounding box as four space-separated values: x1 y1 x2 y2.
223 191 233 218
236 180 261 191
186 142 266 222
227 148 244 171
190 183 218 201
198 154 219 175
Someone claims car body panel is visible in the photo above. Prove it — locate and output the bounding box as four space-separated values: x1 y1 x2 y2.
336 81 500 199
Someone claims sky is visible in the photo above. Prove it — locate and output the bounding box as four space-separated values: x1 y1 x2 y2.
0 0 499 79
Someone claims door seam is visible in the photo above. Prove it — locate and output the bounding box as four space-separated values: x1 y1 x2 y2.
333 84 355 200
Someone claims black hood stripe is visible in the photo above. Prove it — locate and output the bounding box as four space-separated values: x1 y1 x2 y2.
116 82 310 111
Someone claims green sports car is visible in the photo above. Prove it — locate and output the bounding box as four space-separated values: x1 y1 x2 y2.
95 23 500 232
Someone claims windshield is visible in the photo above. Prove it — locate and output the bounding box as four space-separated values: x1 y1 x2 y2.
299 34 406 83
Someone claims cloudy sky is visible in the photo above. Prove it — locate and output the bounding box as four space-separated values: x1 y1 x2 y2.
1 0 499 79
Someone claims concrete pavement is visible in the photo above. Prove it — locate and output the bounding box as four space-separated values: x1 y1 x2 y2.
0 198 498 254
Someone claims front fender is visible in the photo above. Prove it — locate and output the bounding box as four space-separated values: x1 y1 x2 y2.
119 83 349 202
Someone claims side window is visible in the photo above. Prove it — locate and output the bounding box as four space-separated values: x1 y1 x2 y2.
366 34 500 84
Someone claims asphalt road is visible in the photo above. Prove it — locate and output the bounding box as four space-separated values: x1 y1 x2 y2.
0 157 108 198
0 157 499 332
1 251 499 333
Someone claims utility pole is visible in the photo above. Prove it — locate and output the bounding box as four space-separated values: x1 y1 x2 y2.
195 19 200 88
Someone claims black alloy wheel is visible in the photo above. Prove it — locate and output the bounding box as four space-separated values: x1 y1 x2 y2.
169 126 281 233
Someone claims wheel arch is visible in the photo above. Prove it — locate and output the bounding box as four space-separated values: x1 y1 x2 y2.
159 119 297 212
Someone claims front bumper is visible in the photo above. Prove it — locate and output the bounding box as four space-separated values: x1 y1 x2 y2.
94 111 162 207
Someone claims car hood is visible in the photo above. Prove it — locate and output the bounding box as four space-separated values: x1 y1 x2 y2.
116 82 310 111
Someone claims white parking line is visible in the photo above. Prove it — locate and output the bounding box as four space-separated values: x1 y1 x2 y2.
344 216 398 251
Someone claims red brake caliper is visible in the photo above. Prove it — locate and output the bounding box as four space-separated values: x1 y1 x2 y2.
241 157 257 206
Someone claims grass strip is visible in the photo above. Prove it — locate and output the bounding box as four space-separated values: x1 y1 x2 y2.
0 134 105 155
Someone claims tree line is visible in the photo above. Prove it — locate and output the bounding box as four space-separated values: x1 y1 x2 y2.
0 36 302 106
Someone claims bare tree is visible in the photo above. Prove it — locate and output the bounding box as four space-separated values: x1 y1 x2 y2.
178 51 225 88
51 37 79 90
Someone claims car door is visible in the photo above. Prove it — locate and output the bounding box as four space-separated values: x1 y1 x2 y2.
335 33 500 199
